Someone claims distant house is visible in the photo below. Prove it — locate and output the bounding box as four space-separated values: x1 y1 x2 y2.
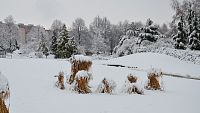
0 47 6 58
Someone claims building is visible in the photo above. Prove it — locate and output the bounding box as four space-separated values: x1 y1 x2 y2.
18 27 26 44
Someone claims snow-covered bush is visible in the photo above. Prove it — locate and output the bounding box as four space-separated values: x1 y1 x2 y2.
121 74 143 94
113 32 173 57
72 70 92 94
113 35 137 57
113 31 200 65
96 78 116 94
68 55 92 84
35 52 44 58
145 68 163 90
154 48 200 65
113 19 171 57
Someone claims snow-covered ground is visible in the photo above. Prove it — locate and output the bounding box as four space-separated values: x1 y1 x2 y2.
0 53 200 113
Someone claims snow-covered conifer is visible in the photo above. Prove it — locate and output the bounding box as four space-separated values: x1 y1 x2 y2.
137 19 162 46
188 15 200 50
173 17 187 49
55 24 77 58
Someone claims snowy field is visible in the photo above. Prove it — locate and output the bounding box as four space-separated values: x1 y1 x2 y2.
0 53 200 113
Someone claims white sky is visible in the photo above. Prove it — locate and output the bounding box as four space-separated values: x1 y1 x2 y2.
0 0 184 29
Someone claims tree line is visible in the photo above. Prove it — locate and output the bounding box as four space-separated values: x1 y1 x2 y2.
0 0 199 58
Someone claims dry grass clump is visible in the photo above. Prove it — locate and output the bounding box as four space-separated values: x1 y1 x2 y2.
0 98 9 113
74 76 91 94
127 75 137 83
121 74 143 95
96 78 116 94
72 70 92 94
145 69 162 90
68 55 92 84
55 72 65 90
0 72 10 113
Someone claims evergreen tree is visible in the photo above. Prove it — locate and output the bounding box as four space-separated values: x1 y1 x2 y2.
188 15 200 50
38 32 49 58
50 31 58 55
173 16 187 49
171 0 200 50
187 4 193 36
66 37 77 56
56 24 77 58
137 19 162 46
38 42 49 58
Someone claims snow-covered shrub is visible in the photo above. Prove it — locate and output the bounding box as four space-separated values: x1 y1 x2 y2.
113 35 137 57
145 68 163 90
54 72 65 90
73 70 92 94
96 78 116 94
35 52 44 58
68 55 92 84
113 19 174 57
0 72 10 113
91 54 113 60
121 74 143 94
154 48 200 65
113 33 174 57
113 32 200 65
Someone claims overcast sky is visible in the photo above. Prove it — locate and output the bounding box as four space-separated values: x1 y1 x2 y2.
0 0 184 29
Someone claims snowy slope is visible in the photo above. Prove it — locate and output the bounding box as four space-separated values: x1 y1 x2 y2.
0 53 200 113
105 53 200 78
